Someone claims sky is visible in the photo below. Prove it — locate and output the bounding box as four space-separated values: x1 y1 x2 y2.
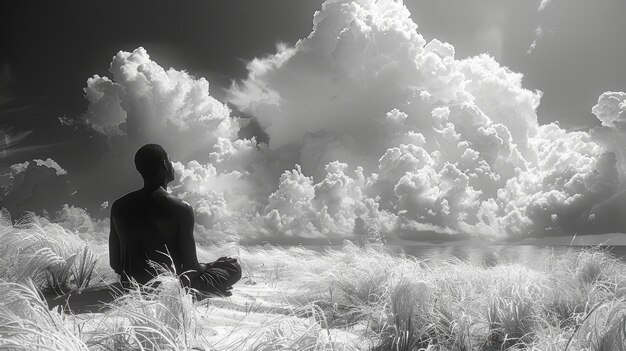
1 0 626 244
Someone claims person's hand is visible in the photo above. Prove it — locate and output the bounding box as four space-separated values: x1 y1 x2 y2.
216 257 237 265
208 257 237 269
220 286 233 297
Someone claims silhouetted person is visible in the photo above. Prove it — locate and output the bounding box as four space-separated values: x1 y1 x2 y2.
109 144 241 296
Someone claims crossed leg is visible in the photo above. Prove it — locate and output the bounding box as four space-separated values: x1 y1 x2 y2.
187 258 242 298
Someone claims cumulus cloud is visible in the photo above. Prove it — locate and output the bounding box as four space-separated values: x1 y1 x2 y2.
43 0 625 243
63 47 273 218
583 91 626 234
227 0 624 241
590 92 626 175
592 92 626 128
0 158 70 216
54 204 110 242
257 162 393 243
81 47 240 162
170 161 253 231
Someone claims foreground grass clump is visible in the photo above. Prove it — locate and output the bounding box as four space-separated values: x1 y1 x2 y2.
0 280 89 350
0 210 100 295
3 213 626 349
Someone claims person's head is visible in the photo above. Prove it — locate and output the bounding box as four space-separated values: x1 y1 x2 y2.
134 144 175 184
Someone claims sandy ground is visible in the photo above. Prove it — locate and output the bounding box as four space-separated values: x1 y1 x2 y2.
49 281 366 350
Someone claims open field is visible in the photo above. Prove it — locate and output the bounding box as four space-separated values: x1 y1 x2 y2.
2 212 626 350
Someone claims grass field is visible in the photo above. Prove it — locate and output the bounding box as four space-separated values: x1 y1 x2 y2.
2 211 626 350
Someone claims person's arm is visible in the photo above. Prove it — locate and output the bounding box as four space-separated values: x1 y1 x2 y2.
109 205 121 274
179 202 202 275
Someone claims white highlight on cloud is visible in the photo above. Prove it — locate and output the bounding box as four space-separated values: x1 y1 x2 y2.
33 158 68 176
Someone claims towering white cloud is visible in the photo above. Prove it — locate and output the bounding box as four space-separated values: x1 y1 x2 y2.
51 0 625 243
582 92 626 234
72 47 274 228
228 0 623 241
82 47 240 162
590 92 626 176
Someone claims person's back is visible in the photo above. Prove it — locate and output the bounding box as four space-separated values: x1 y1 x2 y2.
110 187 194 285
109 144 240 295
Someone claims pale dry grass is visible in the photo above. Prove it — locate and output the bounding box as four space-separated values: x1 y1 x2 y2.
2 211 626 350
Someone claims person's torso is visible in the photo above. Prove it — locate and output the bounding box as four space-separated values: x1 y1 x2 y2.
112 189 184 283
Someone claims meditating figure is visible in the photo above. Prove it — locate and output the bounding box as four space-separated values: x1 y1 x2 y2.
109 144 241 296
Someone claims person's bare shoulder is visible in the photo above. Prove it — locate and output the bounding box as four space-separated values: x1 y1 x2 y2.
110 193 129 215
152 189 193 215
164 195 194 223
167 195 193 213
110 190 142 214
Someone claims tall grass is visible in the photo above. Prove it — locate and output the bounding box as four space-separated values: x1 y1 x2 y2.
3 210 626 349
0 212 99 295
85 273 205 350
244 242 626 350
0 280 90 350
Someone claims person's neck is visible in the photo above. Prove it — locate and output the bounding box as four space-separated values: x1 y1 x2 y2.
142 178 167 191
